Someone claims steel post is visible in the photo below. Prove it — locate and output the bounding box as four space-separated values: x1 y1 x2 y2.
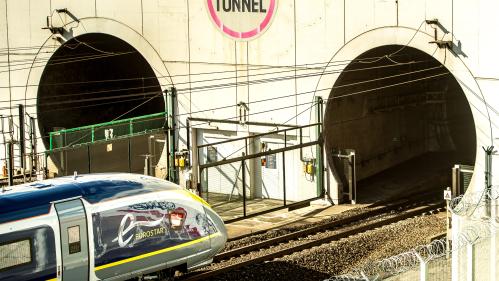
128 139 132 173
148 136 154 176
18 105 25 169
349 152 357 204
7 141 13 186
242 153 247 218
484 146 493 217
315 97 324 197
282 150 286 207
167 87 178 183
415 252 428 281
18 105 25 183
29 116 37 174
144 155 150 176
466 240 475 281
87 145 91 173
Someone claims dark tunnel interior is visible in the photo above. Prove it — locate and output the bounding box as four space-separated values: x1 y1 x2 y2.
324 45 476 202
37 33 164 149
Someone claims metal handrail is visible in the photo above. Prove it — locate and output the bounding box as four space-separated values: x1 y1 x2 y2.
49 112 167 150
197 122 319 149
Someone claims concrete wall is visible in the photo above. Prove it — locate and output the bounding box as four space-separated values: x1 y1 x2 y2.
0 1 498 279
0 0 495 191
0 0 495 202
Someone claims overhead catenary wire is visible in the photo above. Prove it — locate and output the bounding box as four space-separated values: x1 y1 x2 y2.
0 59 434 107
214 70 451 159
0 51 136 75
0 69 451 162
50 70 451 152
0 38 449 148
0 49 420 89
0 41 415 71
0 67 451 152
29 59 432 106
0 65 450 146
0 43 434 120
5 53 139 68
0 63 444 138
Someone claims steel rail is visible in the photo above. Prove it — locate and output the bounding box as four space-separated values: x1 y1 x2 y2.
215 201 417 262
181 201 444 281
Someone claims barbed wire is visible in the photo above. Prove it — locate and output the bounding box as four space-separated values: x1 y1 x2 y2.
327 220 496 281
449 185 499 218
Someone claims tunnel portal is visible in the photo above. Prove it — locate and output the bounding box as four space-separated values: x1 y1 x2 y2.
37 33 165 149
324 45 476 202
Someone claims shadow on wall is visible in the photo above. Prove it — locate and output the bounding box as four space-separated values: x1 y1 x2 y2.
323 45 476 185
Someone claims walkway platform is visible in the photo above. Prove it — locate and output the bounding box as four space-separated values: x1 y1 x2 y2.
223 152 458 239
225 201 362 239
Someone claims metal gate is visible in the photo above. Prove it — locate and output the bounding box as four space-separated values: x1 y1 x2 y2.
196 123 324 223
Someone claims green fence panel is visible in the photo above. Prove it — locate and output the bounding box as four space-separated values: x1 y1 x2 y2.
49 112 166 151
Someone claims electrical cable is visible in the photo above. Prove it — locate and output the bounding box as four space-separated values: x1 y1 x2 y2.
0 65 450 148
44 70 451 157
0 68 451 164
214 71 451 159
0 59 433 107
0 41 454 153
0 51 423 88
0 51 136 67
0 51 136 75
0 45 411 70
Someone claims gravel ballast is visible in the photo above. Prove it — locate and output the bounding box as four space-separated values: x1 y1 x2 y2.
204 214 446 281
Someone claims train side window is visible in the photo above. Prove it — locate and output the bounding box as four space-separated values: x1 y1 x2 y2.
67 225 81 254
0 239 32 271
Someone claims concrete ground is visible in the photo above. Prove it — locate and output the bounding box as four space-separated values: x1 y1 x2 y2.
225 200 364 239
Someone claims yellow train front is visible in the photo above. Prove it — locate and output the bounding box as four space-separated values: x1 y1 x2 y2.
0 173 227 281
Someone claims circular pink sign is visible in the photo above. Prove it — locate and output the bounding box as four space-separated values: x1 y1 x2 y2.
206 0 277 40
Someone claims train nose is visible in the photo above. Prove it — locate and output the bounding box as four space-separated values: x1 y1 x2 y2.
205 207 227 253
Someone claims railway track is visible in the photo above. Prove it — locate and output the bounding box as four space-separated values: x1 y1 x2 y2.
179 193 445 280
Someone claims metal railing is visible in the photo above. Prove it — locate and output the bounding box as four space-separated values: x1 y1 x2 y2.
49 112 166 150
196 123 324 223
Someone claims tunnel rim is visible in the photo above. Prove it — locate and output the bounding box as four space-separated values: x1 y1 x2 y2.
24 17 173 150
323 44 477 195
312 26 489 197
36 31 166 152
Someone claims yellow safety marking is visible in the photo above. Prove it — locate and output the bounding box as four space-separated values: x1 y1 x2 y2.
94 233 220 271
173 189 211 208
46 278 57 281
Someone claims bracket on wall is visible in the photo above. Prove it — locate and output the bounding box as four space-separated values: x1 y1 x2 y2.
55 9 80 23
238 102 249 126
429 40 452 49
42 8 79 42
426 18 452 49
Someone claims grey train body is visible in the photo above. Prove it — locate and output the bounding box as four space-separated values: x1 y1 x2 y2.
0 173 227 281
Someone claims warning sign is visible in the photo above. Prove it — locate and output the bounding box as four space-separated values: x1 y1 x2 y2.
443 190 452 200
265 154 276 169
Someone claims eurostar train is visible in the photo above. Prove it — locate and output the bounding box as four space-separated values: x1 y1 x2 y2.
0 173 227 280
